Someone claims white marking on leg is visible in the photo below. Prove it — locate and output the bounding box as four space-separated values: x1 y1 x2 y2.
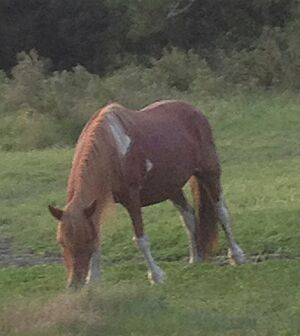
174 203 201 263
133 235 165 284
217 193 246 264
86 249 101 284
145 159 153 172
106 113 131 156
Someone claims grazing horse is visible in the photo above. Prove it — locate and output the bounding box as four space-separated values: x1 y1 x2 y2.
48 100 245 288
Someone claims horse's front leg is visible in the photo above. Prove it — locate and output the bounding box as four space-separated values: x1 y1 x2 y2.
134 234 165 284
124 191 165 284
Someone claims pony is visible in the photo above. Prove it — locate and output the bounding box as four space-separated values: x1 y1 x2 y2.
48 100 245 288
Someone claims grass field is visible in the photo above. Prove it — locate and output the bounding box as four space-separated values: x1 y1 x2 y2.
0 93 299 335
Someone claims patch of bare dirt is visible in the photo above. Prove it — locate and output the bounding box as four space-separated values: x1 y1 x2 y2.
0 237 62 267
0 237 299 268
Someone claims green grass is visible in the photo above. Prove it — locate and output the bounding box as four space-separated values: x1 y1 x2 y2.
0 265 65 299
0 261 299 335
0 93 299 335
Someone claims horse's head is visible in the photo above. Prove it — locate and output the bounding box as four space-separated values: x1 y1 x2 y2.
48 200 98 289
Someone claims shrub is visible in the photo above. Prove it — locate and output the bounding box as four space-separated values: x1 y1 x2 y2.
101 63 179 109
4 50 51 115
190 62 227 98
217 27 284 89
1 52 107 149
281 16 300 89
14 111 64 150
0 41 299 151
150 48 201 91
0 70 9 115
216 21 300 90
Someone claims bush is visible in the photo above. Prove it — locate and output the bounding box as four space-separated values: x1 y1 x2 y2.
150 48 201 91
101 48 228 110
10 112 63 151
5 50 51 114
217 27 283 89
282 16 300 89
0 41 299 151
0 70 9 115
0 50 186 150
190 62 227 98
1 51 107 150
217 22 300 90
101 63 180 109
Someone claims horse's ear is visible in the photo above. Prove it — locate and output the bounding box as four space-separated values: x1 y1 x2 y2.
84 200 97 218
48 205 64 221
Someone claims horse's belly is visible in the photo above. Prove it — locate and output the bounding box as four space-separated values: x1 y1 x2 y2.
139 188 176 207
139 167 193 206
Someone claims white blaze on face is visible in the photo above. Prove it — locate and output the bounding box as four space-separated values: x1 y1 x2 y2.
106 113 131 156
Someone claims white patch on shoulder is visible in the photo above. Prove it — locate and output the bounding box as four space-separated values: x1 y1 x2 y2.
146 159 153 172
106 113 131 156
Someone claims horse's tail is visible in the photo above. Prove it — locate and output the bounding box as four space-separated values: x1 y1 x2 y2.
190 175 219 260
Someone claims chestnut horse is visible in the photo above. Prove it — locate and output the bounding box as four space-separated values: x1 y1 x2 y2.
48 100 245 288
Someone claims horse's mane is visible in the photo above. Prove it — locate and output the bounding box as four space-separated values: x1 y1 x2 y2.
67 103 134 208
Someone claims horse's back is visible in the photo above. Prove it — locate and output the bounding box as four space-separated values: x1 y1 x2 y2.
141 100 202 120
137 100 214 157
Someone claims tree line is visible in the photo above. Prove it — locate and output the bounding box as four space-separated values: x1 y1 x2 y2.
0 0 298 75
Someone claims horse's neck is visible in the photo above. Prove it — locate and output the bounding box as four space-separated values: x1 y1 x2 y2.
67 110 122 213
67 151 113 213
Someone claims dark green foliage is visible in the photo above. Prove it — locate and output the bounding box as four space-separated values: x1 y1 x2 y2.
0 0 299 76
0 0 123 73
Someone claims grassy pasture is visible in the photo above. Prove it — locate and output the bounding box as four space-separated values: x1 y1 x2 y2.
0 93 299 335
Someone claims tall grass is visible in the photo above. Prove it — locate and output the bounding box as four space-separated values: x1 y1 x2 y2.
1 261 299 335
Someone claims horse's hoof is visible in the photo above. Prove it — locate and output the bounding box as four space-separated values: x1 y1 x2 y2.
228 247 246 265
148 269 166 284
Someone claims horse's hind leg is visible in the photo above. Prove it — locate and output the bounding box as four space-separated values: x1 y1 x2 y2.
123 190 165 284
216 193 246 265
170 190 201 263
191 172 245 264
